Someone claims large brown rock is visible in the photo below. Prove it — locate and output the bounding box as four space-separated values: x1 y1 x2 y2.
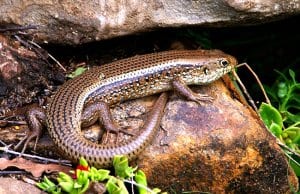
133 77 298 193
0 0 299 44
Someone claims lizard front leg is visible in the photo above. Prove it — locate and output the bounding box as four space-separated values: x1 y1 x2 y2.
172 77 213 104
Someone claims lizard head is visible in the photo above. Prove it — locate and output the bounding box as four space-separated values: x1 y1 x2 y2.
179 50 238 85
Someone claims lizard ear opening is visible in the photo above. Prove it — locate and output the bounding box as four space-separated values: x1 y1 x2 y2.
203 67 209 75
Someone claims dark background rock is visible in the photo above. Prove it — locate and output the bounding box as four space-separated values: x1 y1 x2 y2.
0 0 299 44
0 34 64 116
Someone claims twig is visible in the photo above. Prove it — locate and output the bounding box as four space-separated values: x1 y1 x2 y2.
232 69 258 113
277 139 300 158
0 170 28 175
130 177 135 194
0 140 8 147
0 25 37 32
0 119 27 126
14 35 48 60
123 179 156 194
236 63 271 104
28 40 66 72
0 146 72 166
14 35 66 72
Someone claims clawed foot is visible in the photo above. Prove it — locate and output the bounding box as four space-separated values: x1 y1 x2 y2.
188 92 214 105
83 101 136 144
14 129 41 154
172 78 214 105
101 126 135 144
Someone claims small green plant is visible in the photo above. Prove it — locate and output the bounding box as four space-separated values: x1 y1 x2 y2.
259 69 300 175
37 156 166 194
67 67 87 78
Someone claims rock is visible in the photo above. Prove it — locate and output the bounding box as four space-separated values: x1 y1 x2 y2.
0 177 43 194
0 35 24 81
0 34 63 116
0 0 299 44
133 77 298 193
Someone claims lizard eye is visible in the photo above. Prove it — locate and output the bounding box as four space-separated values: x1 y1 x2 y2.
220 59 229 67
203 67 209 75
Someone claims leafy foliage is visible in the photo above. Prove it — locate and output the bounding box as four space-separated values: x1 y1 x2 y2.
37 156 166 194
259 69 300 175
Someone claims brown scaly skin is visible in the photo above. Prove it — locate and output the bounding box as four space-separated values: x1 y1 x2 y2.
22 50 237 168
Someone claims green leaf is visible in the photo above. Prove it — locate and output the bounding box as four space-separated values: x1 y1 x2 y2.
285 138 293 145
37 182 56 192
88 167 98 181
44 176 57 188
106 177 129 194
67 67 87 78
77 170 89 185
274 69 289 83
80 178 90 194
292 83 300 89
57 172 74 184
73 182 82 189
289 69 296 84
277 82 288 99
134 170 148 194
286 95 300 107
96 169 111 181
289 159 300 176
36 182 48 190
59 181 74 193
269 122 282 137
284 111 300 124
259 103 283 130
285 126 300 143
106 177 118 194
79 157 89 168
282 132 289 139
37 177 61 194
264 85 279 103
113 155 136 178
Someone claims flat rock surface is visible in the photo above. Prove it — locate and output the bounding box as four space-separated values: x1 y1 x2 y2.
0 177 43 194
1 0 300 44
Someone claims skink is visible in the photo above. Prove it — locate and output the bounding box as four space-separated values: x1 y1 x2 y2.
43 49 237 167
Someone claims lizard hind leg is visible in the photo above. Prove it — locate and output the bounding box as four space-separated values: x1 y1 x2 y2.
16 101 133 153
81 102 134 144
15 107 46 153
